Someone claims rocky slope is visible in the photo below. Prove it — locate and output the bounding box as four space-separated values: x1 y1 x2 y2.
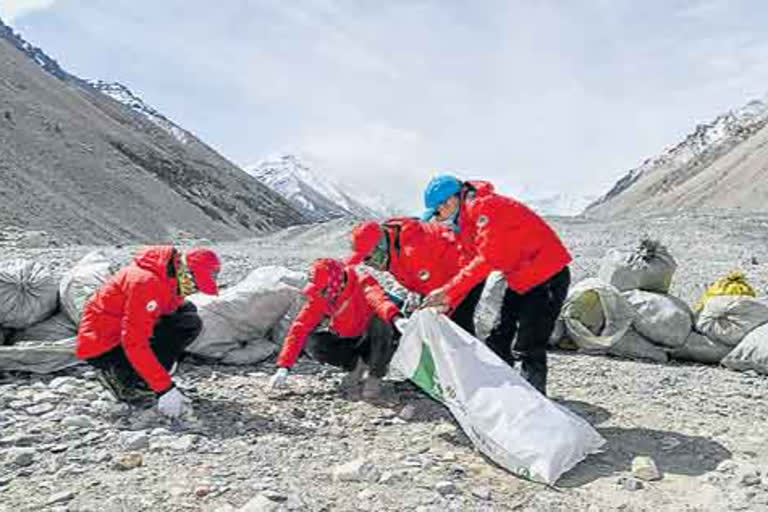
247 155 388 222
586 95 768 218
0 18 308 245
2 212 768 511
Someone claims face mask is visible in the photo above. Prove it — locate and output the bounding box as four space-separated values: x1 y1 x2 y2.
441 206 460 232
364 232 390 269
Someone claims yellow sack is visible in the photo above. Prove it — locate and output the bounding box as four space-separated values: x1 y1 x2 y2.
693 271 756 312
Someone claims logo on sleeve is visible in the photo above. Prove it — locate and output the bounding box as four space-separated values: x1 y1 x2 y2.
477 215 489 227
146 300 158 312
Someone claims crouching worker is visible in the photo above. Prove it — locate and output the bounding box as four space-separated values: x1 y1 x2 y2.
346 219 485 336
75 246 220 418
269 258 402 399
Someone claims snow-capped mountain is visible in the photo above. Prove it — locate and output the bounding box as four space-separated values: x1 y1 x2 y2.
87 80 190 144
246 155 387 221
354 193 404 218
586 95 768 217
525 193 599 217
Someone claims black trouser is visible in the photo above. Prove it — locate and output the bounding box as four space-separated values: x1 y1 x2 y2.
485 267 570 395
305 316 397 378
450 280 485 336
86 301 202 389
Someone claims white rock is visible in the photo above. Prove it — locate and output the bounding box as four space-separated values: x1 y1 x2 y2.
8 400 30 410
399 404 418 421
62 415 95 429
260 491 287 503
26 403 55 416
736 465 762 487
378 471 396 484
45 491 75 506
49 444 68 454
55 384 80 395
718 460 739 474
7 447 36 467
151 434 197 452
32 391 59 403
435 481 459 496
332 458 380 483
239 495 281 512
48 377 77 390
471 487 491 500
632 456 662 481
121 431 150 451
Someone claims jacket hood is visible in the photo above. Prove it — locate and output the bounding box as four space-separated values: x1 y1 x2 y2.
465 180 495 198
133 245 175 278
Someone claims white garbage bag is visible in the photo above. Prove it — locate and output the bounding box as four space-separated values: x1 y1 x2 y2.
562 280 669 362
721 323 768 374
9 312 77 343
59 250 118 324
612 327 669 363
187 266 305 362
475 271 507 340
270 295 307 346
696 296 768 347
671 330 732 365
561 279 634 354
0 260 59 329
0 337 81 374
598 239 676 293
623 290 692 349
389 309 605 485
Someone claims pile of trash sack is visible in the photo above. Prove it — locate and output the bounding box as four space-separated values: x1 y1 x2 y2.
0 250 306 374
553 239 768 374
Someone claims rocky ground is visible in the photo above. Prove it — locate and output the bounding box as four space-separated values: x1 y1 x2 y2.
2 213 768 512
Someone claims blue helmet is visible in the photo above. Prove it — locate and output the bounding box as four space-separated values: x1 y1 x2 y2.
421 174 462 221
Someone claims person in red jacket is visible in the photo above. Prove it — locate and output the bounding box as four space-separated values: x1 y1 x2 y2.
345 218 485 336
420 175 571 395
269 258 402 399
76 245 220 417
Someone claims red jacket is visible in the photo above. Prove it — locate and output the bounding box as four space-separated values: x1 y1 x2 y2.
76 246 184 393
276 267 399 368
444 181 572 307
383 218 463 296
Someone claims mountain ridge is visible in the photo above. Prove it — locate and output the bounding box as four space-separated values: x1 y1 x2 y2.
0 17 308 244
586 94 768 217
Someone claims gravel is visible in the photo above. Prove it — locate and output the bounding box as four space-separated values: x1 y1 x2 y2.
1 213 768 511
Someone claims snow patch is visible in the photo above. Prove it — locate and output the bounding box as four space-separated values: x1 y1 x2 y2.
87 80 190 144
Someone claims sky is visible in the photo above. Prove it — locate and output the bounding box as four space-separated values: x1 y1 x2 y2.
2 0 768 212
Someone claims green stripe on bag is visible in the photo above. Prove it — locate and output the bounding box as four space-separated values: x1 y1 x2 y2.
411 343 443 401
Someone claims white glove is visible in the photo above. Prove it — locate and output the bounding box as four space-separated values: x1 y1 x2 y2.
269 368 289 389
393 316 410 334
157 386 192 419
